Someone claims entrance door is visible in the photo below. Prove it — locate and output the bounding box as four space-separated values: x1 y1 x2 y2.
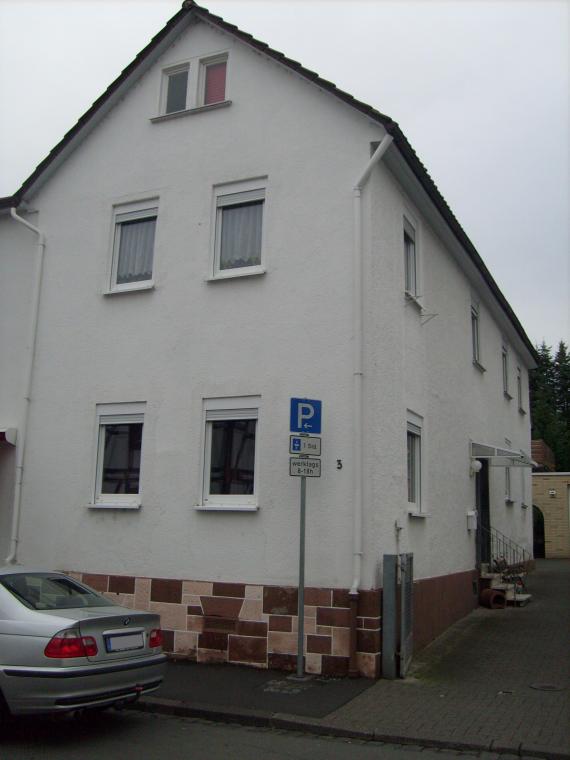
475 460 490 566
533 505 545 558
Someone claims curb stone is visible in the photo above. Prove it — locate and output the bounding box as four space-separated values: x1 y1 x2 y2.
519 746 570 760
130 697 570 759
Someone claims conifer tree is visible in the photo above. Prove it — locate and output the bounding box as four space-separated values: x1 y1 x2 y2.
530 340 570 470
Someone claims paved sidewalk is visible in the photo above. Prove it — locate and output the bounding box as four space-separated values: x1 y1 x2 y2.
136 560 570 758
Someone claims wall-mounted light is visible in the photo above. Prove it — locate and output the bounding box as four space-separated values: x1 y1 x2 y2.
470 459 482 477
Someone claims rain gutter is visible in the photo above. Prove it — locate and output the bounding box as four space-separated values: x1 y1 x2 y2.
348 134 393 675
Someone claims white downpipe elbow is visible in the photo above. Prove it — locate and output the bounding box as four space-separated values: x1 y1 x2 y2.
5 208 46 564
350 135 393 597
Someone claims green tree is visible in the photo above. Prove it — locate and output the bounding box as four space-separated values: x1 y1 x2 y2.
553 341 570 469
530 341 570 470
553 341 570 424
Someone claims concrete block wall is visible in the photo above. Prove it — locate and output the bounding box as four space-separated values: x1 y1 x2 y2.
533 474 570 558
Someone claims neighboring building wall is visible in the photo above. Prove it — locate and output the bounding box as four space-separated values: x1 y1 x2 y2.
533 474 570 558
531 439 556 472
0 445 16 560
0 215 37 559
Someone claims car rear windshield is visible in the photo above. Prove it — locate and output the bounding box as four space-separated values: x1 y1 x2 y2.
0 573 115 610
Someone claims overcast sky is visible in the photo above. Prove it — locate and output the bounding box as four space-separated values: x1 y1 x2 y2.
1 0 568 350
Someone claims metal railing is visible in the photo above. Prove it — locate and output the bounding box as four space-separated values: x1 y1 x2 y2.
480 524 531 573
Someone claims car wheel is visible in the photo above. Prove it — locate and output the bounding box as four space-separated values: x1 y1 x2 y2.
0 689 11 729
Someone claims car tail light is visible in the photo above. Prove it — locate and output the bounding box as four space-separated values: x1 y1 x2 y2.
44 629 98 658
149 628 163 648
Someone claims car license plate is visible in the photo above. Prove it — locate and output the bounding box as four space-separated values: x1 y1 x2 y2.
105 632 144 652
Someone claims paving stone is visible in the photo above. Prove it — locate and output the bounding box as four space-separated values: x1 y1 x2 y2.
325 560 570 758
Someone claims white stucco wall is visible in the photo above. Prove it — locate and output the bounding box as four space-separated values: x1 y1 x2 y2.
13 21 388 587
3 19 533 589
362 163 532 585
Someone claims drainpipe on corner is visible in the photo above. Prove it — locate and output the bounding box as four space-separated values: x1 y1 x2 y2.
5 208 46 564
349 134 393 676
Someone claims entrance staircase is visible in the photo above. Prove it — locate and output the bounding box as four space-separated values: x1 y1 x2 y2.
479 526 533 606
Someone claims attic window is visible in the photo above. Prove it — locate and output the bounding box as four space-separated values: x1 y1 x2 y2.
202 58 227 105
164 65 189 114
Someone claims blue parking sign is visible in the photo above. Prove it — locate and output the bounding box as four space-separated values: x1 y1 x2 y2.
290 398 322 434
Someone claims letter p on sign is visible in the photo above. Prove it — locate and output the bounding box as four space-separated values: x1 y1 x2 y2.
290 398 322 434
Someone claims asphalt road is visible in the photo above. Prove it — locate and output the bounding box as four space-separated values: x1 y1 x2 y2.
0 710 513 759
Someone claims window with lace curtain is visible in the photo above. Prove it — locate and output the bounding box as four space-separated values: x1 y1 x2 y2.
109 200 158 292
212 179 266 279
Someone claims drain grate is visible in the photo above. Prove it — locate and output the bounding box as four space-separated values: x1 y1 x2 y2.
529 683 565 692
262 679 314 695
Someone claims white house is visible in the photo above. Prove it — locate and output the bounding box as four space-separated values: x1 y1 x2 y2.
0 1 536 677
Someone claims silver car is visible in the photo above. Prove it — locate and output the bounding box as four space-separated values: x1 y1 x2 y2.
0 567 167 716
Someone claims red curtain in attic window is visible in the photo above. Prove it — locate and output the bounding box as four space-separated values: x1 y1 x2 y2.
204 61 227 105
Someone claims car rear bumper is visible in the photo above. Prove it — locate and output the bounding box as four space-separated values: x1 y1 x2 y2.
0 653 167 714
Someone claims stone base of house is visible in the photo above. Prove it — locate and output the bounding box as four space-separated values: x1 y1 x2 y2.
68 572 382 678
66 568 477 678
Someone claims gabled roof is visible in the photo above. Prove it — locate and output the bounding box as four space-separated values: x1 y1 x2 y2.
4 0 536 362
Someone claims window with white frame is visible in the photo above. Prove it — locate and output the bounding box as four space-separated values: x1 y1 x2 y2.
201 397 259 509
201 56 227 105
213 180 265 277
403 216 417 297
502 344 511 397
517 366 525 412
407 413 422 512
505 467 513 503
110 202 158 291
520 465 528 508
159 54 228 117
471 302 482 366
164 64 189 114
94 403 145 507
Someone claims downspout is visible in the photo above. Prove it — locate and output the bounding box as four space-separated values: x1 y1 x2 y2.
5 208 46 564
349 134 393 676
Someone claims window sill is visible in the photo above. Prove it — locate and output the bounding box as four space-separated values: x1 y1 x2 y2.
521 502 529 510
103 282 155 296
151 100 232 123
472 359 486 373
195 504 259 512
504 392 513 401
518 407 527 416
404 291 422 311
408 510 430 519
206 267 266 282
505 497 515 506
88 502 141 510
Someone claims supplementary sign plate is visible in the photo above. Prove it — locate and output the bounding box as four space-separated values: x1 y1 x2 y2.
290 435 321 456
290 457 321 477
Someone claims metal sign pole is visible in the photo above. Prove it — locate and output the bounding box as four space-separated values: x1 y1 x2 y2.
296 474 307 677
